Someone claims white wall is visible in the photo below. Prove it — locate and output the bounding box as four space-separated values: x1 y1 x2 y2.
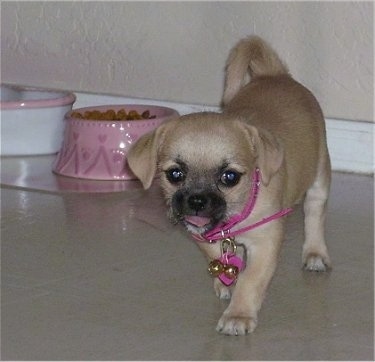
1 1 373 122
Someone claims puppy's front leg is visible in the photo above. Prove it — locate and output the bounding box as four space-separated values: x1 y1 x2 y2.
216 226 283 335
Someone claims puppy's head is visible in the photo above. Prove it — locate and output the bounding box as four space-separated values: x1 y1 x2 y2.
127 112 283 234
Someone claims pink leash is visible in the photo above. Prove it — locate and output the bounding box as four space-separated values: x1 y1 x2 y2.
193 168 293 242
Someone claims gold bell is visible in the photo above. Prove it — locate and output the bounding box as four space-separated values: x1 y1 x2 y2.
223 264 239 279
208 259 224 277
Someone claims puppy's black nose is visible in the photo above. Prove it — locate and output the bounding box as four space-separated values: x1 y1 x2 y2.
188 194 207 212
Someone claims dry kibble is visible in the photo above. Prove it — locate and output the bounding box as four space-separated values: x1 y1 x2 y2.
141 110 150 119
92 110 102 119
71 108 156 120
71 111 83 119
127 110 142 120
102 109 116 120
116 109 127 120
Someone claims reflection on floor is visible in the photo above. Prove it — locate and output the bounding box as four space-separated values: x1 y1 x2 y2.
1 172 374 360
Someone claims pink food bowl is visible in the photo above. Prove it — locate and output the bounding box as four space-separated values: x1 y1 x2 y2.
52 104 179 180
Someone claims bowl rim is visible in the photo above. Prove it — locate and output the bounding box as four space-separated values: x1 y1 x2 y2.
0 83 76 110
66 104 179 122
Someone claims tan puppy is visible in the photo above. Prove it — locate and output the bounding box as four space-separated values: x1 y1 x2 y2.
127 35 331 335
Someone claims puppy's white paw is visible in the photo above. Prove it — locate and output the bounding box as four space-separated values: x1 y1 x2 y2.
214 279 231 299
216 314 257 336
303 252 331 272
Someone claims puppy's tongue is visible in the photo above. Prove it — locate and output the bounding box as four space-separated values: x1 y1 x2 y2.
184 215 211 227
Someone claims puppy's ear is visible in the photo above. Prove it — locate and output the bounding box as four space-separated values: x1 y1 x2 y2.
127 125 167 189
242 124 284 185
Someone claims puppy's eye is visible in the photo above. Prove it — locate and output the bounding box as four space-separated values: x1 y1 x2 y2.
166 168 186 184
220 170 241 187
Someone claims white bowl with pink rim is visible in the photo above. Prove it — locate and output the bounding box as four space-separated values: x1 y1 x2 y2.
52 104 179 180
0 83 76 156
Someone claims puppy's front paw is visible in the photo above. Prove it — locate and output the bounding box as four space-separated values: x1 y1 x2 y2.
303 252 331 272
214 279 231 299
216 313 257 336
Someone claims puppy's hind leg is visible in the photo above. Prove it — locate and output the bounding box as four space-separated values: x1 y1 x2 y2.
302 157 332 271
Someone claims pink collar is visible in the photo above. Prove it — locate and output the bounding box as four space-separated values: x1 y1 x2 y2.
193 168 293 242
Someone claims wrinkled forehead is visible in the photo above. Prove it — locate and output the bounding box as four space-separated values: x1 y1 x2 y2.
165 139 226 171
159 115 252 171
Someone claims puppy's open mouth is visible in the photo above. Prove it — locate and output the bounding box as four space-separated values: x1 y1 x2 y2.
184 215 212 228
171 189 226 233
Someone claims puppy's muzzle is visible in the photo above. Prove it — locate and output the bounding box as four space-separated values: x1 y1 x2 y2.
172 190 226 229
187 194 209 213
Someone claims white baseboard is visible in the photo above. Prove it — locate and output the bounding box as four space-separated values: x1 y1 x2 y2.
325 119 374 174
74 92 374 175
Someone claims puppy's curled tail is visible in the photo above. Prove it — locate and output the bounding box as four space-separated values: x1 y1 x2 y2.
222 35 289 105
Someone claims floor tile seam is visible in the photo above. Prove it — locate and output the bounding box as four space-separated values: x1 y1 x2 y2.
1 280 54 294
1 273 72 289
2 253 195 301
34 284 145 304
1 289 52 307
2 287 133 313
111 333 224 361
42 282 223 308
1 263 120 289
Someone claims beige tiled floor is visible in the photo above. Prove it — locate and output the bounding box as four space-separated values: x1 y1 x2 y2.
1 171 374 360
